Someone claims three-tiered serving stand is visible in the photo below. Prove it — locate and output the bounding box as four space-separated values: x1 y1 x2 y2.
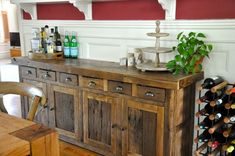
136 21 173 72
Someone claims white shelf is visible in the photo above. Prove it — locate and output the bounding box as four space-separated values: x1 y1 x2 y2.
10 0 176 20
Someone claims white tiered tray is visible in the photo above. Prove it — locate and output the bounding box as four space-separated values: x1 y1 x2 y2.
136 20 172 72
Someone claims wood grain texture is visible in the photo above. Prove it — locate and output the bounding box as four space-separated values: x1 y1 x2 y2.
0 82 47 121
12 57 203 90
14 57 203 156
0 112 59 156
11 124 59 156
49 84 80 140
83 91 117 155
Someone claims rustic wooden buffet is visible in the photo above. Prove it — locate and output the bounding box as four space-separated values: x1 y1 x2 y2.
12 57 203 156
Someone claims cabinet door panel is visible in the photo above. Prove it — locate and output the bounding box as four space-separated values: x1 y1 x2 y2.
83 91 117 154
22 79 48 126
88 99 111 145
49 85 80 140
125 100 164 156
54 92 74 132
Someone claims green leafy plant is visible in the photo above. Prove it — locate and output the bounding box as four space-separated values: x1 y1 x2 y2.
166 32 213 75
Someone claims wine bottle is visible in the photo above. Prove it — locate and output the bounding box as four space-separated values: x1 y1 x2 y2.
63 31 70 58
226 140 235 153
208 140 220 149
209 107 228 120
200 76 223 90
196 103 214 117
197 116 213 129
54 26 61 41
224 115 235 124
197 90 222 104
208 119 225 134
215 94 229 106
223 124 235 138
194 130 212 143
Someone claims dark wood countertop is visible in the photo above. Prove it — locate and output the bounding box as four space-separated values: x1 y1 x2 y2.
12 57 204 90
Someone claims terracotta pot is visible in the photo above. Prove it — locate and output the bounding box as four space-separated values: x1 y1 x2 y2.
194 57 204 73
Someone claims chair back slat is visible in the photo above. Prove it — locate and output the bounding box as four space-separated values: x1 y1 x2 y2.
0 82 47 121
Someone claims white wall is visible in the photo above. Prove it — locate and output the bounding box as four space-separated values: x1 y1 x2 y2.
20 19 235 83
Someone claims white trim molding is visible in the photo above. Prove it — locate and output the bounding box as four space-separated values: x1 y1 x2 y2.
158 0 176 20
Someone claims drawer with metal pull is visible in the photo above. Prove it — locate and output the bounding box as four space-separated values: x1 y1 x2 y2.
108 80 132 95
80 76 104 90
59 72 78 85
136 85 165 102
38 69 56 81
20 66 37 79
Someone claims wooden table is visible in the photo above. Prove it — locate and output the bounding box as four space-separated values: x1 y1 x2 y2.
0 112 59 156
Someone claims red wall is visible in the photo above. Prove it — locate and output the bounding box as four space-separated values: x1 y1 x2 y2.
176 0 235 19
23 0 235 20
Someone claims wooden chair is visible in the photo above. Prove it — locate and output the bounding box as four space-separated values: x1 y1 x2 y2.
0 82 47 121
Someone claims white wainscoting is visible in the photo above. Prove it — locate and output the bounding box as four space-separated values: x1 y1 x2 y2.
20 19 235 83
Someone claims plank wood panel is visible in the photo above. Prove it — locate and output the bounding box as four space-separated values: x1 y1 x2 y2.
142 111 157 156
54 91 74 132
128 108 143 154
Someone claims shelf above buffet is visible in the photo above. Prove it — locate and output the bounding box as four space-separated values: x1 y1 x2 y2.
10 0 176 20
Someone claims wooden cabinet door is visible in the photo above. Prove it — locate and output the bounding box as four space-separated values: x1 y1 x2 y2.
123 100 164 156
22 79 48 126
83 91 118 155
48 84 81 141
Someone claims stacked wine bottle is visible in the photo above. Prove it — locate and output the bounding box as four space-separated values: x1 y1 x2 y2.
195 76 235 156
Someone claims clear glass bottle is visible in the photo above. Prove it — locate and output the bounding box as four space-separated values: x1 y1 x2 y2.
31 28 40 53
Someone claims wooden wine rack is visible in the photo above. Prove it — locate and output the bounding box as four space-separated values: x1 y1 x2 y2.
195 81 235 156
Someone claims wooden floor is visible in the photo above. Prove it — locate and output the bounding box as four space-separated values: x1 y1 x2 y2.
60 141 101 156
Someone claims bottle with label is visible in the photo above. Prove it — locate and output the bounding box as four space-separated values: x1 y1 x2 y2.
40 27 47 53
63 31 70 58
56 37 62 53
54 26 60 41
47 28 55 53
200 76 224 90
31 28 40 53
70 31 79 59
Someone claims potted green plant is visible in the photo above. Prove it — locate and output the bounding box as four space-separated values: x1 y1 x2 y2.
166 32 213 75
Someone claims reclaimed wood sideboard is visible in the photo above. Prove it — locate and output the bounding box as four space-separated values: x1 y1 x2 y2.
12 57 203 156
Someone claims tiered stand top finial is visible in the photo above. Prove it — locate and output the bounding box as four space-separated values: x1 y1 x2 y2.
136 20 173 72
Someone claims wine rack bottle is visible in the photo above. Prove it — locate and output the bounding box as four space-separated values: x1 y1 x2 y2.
200 76 224 90
196 103 214 117
195 77 235 156
195 130 212 143
197 90 223 104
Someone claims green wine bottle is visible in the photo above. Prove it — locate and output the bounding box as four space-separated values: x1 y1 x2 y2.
70 31 79 59
63 31 70 58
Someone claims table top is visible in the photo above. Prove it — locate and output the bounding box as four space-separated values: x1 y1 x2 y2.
0 112 35 155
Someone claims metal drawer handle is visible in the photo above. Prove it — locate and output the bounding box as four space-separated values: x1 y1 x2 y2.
115 86 123 92
65 77 72 82
145 91 155 97
88 81 96 87
27 70 32 75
